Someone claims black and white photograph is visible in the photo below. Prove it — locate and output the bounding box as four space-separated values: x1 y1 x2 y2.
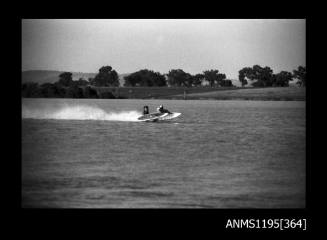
21 19 306 209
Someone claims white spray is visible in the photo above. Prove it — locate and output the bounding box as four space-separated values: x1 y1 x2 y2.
22 105 142 122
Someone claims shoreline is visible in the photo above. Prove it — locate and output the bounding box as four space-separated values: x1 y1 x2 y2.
22 86 306 101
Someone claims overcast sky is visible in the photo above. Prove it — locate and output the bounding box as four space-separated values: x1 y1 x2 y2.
22 19 305 79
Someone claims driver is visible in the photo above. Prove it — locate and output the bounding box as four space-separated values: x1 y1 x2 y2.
143 105 149 115
157 105 171 114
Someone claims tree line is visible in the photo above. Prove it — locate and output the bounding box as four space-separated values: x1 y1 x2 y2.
22 65 306 98
122 65 305 87
124 69 233 87
239 65 306 87
21 66 118 98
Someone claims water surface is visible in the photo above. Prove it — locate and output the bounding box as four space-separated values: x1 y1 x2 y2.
22 99 305 208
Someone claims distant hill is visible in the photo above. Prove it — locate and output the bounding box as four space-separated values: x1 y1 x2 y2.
22 70 129 86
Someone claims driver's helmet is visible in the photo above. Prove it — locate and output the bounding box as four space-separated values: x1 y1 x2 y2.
159 105 163 109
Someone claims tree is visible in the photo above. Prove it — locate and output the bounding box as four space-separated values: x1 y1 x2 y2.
203 70 226 87
274 71 293 87
252 80 265 87
166 69 192 87
150 71 167 86
65 85 84 98
220 79 233 87
238 65 275 87
53 82 67 97
250 65 274 87
238 67 252 87
183 73 194 87
293 66 306 86
93 66 119 87
22 82 41 97
259 66 274 87
88 77 95 85
203 70 218 87
123 73 139 87
124 69 167 87
39 83 68 98
192 74 204 86
58 72 74 87
241 78 248 87
98 91 116 99
83 86 98 98
217 73 227 86
76 78 89 86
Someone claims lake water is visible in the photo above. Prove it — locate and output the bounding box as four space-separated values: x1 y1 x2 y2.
22 98 305 208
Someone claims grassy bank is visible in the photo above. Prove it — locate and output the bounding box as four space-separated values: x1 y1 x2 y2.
96 86 305 101
169 87 306 100
94 86 238 99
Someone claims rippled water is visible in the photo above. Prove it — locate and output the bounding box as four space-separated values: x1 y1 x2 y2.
22 98 305 208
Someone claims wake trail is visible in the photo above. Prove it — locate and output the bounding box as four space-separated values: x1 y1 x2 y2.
22 105 142 122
